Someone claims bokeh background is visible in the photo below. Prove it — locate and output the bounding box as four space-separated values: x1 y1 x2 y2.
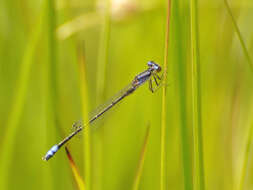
0 0 253 190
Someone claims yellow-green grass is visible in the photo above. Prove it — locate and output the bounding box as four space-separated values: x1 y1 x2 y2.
0 0 253 190
190 0 205 189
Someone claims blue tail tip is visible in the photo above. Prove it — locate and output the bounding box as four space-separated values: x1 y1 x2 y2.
42 145 59 161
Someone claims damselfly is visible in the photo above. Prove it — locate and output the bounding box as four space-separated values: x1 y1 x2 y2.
43 61 162 161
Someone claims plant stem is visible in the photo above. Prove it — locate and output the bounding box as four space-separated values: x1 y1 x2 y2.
190 0 205 189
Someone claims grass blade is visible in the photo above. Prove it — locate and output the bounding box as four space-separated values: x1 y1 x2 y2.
78 44 91 190
171 0 193 189
238 122 253 190
65 147 86 190
96 0 111 102
94 0 111 189
132 125 150 190
0 3 45 189
224 0 253 72
190 0 205 189
45 0 58 135
224 1 253 189
160 0 171 190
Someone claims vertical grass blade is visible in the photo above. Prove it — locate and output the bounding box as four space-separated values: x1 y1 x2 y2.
171 0 193 189
96 0 111 101
190 0 205 189
78 45 91 190
238 122 253 190
0 4 45 189
160 0 171 190
43 1 60 189
224 0 253 72
65 147 86 190
45 0 58 141
224 1 253 189
132 126 150 190
94 1 111 189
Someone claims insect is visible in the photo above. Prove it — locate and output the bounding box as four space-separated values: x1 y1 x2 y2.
43 61 162 161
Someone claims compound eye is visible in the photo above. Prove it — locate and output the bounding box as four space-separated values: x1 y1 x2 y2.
155 65 161 72
147 61 154 67
152 62 161 72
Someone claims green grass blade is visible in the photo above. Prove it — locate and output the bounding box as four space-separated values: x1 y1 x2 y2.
43 0 58 126
190 0 205 189
132 126 150 190
94 1 111 189
0 4 45 189
224 0 253 72
160 0 171 190
43 1 63 189
224 1 253 190
238 122 253 190
45 0 58 125
171 0 193 189
96 0 111 102
78 45 91 190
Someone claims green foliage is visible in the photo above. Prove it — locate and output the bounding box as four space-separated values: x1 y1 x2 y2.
0 0 253 190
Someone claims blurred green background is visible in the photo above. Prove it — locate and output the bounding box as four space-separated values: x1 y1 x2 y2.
0 0 253 190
